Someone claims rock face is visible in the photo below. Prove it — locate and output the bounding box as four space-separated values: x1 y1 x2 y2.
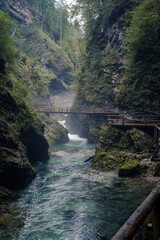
93 126 152 177
44 118 69 145
0 0 37 24
0 85 49 189
67 0 133 138
0 118 36 189
0 86 49 163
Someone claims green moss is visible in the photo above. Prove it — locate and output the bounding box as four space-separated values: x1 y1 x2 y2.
92 150 137 171
118 160 141 177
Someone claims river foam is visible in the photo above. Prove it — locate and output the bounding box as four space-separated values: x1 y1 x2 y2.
58 120 88 142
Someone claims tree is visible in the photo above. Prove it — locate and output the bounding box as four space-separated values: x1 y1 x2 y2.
0 11 16 75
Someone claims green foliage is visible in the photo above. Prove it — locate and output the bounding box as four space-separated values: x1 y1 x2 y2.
24 0 70 42
0 11 16 75
116 0 160 111
72 0 128 108
74 49 115 107
15 25 73 96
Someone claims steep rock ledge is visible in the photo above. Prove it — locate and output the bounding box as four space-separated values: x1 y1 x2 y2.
0 118 36 189
0 86 49 164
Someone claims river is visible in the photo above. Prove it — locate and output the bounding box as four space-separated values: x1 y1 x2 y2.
4 130 154 240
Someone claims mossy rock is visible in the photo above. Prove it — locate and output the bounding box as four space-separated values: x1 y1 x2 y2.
130 128 152 152
118 160 141 177
151 163 160 176
88 128 100 143
45 119 69 145
92 150 135 171
0 117 36 189
96 126 135 152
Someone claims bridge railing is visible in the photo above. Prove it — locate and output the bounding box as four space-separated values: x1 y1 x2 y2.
111 182 160 240
33 105 120 114
108 115 160 126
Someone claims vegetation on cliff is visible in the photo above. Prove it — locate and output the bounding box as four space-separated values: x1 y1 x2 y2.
73 0 160 111
0 0 76 98
116 0 160 110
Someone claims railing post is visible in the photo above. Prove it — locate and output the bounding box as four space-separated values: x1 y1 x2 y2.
144 117 146 126
122 116 124 126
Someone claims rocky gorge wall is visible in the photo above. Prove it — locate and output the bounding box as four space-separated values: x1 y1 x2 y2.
67 0 134 139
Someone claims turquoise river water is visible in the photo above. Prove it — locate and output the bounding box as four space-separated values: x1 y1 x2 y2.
4 133 154 240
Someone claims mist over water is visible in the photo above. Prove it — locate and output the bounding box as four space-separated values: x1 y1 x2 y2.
59 120 88 142
3 127 154 240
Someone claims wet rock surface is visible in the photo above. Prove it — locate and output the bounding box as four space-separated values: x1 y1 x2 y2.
93 126 157 179
0 117 36 189
44 118 69 145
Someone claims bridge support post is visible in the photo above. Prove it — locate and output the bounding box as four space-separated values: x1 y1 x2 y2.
122 116 124 126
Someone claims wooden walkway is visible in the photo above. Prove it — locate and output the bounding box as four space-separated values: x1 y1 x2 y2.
33 105 119 115
107 116 160 127
33 105 160 127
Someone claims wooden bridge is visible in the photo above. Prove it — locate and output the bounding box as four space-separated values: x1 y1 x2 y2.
33 105 119 115
33 105 160 127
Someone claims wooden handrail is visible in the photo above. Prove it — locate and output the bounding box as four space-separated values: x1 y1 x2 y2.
111 183 160 240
